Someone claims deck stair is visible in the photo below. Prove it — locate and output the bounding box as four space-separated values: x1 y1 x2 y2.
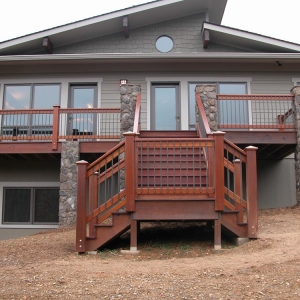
75 92 258 252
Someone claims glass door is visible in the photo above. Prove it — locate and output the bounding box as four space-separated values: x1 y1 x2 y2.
151 84 180 130
69 85 96 136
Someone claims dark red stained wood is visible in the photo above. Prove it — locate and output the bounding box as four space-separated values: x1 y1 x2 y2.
0 142 62 153
133 200 218 220
224 131 296 145
76 160 89 253
214 132 225 211
123 16 129 38
221 211 248 237
89 172 98 237
133 93 141 133
130 220 138 250
217 94 293 100
139 130 197 138
52 105 60 150
245 146 258 238
80 141 119 153
214 217 221 248
196 93 211 136
124 132 136 212
85 213 131 251
233 159 244 224
202 29 210 49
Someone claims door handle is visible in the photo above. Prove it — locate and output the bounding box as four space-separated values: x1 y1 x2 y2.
175 116 180 123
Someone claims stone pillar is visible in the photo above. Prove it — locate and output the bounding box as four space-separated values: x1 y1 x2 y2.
195 84 218 131
119 84 141 190
59 141 80 226
120 84 141 139
291 86 300 204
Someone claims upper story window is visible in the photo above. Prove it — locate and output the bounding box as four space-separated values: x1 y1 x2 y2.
155 36 174 53
4 84 60 110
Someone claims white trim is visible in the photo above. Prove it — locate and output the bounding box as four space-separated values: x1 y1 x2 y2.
2 53 300 62
202 23 300 52
145 76 252 130
0 182 60 229
0 76 103 109
0 0 183 50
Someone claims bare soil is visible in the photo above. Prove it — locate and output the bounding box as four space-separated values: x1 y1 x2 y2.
0 206 300 299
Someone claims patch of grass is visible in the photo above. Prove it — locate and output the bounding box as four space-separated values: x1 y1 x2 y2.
179 244 190 252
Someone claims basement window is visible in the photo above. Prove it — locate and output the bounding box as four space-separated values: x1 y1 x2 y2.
3 188 59 224
155 36 174 53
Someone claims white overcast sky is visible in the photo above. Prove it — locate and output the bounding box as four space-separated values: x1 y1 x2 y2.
0 0 299 44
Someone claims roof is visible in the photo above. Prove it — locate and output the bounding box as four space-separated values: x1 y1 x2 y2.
0 0 227 55
202 22 300 53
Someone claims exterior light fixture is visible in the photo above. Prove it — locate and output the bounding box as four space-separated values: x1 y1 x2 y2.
120 79 128 86
275 61 282 67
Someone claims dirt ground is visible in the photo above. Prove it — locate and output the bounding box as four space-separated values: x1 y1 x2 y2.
0 206 299 299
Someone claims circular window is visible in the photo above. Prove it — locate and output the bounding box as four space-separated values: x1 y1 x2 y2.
155 36 174 53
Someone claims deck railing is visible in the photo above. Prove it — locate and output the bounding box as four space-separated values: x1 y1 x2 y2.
0 107 121 149
217 94 295 131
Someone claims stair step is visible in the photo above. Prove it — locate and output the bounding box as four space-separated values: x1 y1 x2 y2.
139 130 198 138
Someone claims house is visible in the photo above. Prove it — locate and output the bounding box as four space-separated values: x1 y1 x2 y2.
0 0 299 250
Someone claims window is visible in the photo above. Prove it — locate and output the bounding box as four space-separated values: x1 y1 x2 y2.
3 188 59 224
188 82 247 130
3 84 60 136
155 36 174 53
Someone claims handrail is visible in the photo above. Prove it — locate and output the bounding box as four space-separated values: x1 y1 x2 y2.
217 94 293 100
195 93 211 137
76 140 126 251
217 94 295 131
133 93 141 134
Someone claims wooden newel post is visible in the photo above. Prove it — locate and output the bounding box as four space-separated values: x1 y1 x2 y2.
245 146 258 238
214 131 225 211
233 159 243 223
52 105 60 151
124 132 137 212
76 160 89 253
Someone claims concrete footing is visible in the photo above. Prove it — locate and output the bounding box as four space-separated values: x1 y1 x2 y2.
233 237 249 246
120 249 140 255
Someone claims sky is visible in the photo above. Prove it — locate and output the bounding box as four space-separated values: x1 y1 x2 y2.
0 0 299 44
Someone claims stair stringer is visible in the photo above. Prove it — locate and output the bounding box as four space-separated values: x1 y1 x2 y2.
85 212 131 251
221 211 248 238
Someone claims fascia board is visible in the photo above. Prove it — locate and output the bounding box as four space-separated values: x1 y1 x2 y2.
1 52 300 62
203 23 300 52
0 0 183 50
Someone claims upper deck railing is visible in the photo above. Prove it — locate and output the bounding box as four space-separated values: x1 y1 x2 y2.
216 94 295 131
0 107 121 149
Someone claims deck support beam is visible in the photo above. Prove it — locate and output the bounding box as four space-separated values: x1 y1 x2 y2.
214 216 221 250
130 219 138 251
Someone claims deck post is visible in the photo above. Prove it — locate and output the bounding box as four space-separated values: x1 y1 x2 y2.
124 132 136 212
245 146 258 238
213 131 226 211
75 160 89 253
233 159 243 223
89 172 98 237
130 219 138 251
52 105 60 150
214 215 222 250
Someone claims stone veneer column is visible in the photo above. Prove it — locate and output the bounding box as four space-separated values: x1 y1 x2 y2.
59 141 80 226
291 86 300 204
120 84 141 139
119 84 141 190
195 84 218 131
